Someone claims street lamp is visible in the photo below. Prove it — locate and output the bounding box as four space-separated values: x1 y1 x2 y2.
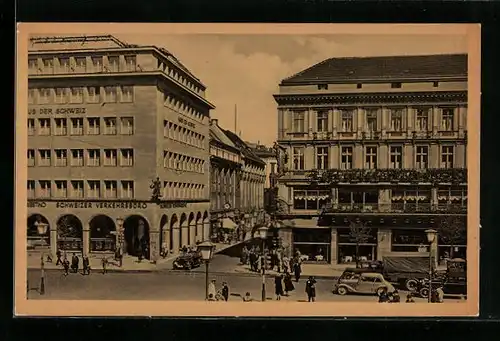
425 229 438 303
116 217 124 267
258 226 269 302
198 241 215 300
35 220 49 295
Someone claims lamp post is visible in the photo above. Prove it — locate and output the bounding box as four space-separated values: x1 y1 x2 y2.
425 229 438 303
35 221 49 295
258 226 269 302
198 241 215 300
116 217 124 267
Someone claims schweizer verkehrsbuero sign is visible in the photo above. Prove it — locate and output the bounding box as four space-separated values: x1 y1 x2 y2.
27 200 190 209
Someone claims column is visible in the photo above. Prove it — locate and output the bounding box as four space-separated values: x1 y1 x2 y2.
282 109 289 135
163 228 170 251
430 143 439 168
456 143 466 168
189 223 196 246
150 230 160 261
330 228 338 264
379 144 388 169
404 143 413 169
308 109 314 137
50 226 57 257
432 106 439 134
305 145 315 170
330 145 339 169
82 226 90 257
181 224 189 248
431 187 438 210
195 222 203 244
377 228 392 261
278 109 285 139
354 144 363 169
381 108 388 136
356 107 363 134
172 224 180 252
203 221 211 241
431 235 439 271
279 228 293 258
332 109 339 137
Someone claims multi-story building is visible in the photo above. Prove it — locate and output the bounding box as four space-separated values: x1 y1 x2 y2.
26 35 215 260
247 143 278 189
273 54 468 264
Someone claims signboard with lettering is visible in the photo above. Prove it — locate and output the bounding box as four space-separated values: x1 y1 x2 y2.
28 108 87 115
178 117 196 129
27 200 190 210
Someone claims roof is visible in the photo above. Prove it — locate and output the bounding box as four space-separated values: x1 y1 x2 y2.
281 54 467 85
222 130 266 166
209 124 238 150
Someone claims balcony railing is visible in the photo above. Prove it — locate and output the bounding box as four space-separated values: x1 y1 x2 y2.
321 203 466 214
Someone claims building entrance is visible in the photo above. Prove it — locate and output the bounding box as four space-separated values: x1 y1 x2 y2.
56 214 83 252
89 215 116 252
123 215 150 259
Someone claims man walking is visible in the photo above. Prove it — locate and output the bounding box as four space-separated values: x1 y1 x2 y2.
62 256 70 276
71 253 79 273
305 276 317 302
55 249 62 266
293 260 302 282
101 256 108 274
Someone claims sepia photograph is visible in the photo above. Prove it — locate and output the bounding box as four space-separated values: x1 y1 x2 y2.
15 23 480 316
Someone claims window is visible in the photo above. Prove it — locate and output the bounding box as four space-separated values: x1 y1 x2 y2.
55 87 68 104
292 147 305 170
92 56 103 72
70 87 84 103
70 180 84 198
54 149 67 167
121 181 134 199
366 109 378 132
316 111 328 132
416 108 429 131
107 56 120 72
104 86 117 102
28 119 35 135
28 89 35 104
341 110 353 132
391 82 402 88
365 146 377 169
27 180 35 198
38 88 51 104
74 57 86 73
124 55 136 71
292 111 305 133
415 146 428 169
38 149 51 166
28 58 38 74
341 146 353 170
316 147 329 170
293 188 330 210
87 117 100 135
70 118 84 135
441 146 454 169
104 180 118 199
38 118 51 135
120 149 134 166
390 146 403 169
104 117 117 135
70 149 84 166
58 57 70 73
87 149 100 166
120 86 133 102
390 109 403 131
54 180 67 198
27 149 35 166
42 58 54 73
54 118 67 135
104 149 117 166
38 180 51 198
87 180 101 199
357 83 363 89
87 86 100 103
441 108 454 131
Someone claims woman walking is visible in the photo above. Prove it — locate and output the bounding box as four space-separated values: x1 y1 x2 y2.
274 275 284 300
283 271 295 296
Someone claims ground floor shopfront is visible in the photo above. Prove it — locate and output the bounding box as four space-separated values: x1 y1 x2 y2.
27 199 211 260
277 216 467 265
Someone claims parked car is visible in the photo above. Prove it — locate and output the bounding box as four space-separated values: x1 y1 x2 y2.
172 250 202 270
333 271 395 296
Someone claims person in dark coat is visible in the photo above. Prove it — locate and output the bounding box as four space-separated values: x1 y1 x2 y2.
378 287 389 303
305 276 317 302
82 255 91 275
62 256 70 276
274 275 284 300
283 271 295 296
56 250 62 265
221 282 229 302
293 261 302 282
71 253 79 273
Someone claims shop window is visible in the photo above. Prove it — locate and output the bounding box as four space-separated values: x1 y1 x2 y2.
391 229 428 252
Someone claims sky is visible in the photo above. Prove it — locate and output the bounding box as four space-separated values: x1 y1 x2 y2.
115 33 468 146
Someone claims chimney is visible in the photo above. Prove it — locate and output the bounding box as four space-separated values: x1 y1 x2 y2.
210 118 218 126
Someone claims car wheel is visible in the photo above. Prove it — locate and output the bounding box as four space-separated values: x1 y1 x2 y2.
420 287 430 298
376 287 386 296
405 279 419 292
337 287 348 295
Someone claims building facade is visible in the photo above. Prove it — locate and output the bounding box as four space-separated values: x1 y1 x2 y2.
273 54 468 264
26 35 215 260
247 143 278 189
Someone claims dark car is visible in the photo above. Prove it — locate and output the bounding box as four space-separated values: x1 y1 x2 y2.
173 250 202 270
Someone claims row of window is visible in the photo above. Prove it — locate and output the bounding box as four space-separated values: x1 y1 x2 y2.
28 180 135 199
163 94 205 123
28 117 134 136
163 151 205 174
28 54 203 95
163 120 206 149
292 145 456 170
210 145 240 163
28 148 134 167
292 107 460 133
29 86 134 105
316 81 439 91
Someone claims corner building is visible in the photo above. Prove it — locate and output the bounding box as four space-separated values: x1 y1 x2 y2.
26 35 215 260
274 54 468 264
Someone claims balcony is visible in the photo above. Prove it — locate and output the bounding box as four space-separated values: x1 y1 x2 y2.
321 203 466 214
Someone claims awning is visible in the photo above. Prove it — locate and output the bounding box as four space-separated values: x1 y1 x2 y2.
220 218 237 230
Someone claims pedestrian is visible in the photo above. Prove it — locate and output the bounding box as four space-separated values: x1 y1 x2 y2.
62 256 70 276
71 253 79 273
56 249 62 265
293 261 302 282
221 282 229 302
101 256 108 274
305 276 317 302
275 275 284 300
282 255 290 274
436 287 444 303
161 242 168 258
208 279 217 300
391 290 401 303
242 292 254 302
405 293 415 303
378 287 389 303
283 271 295 296
82 255 91 275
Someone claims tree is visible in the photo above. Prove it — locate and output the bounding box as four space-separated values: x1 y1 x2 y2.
436 215 466 259
348 220 372 268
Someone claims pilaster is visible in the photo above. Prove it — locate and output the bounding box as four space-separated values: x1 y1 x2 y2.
189 223 196 246
50 226 57 257
203 221 211 241
377 228 392 261
172 225 180 252
82 227 90 257
330 228 338 264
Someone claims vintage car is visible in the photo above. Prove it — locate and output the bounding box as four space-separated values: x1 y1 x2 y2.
333 271 395 296
172 250 202 270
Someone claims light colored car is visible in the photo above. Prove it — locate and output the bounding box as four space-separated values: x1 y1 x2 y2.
333 272 395 296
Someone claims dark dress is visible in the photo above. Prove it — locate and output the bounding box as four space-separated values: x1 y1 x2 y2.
222 285 229 301
293 263 301 282
305 279 317 301
275 276 284 296
284 273 295 292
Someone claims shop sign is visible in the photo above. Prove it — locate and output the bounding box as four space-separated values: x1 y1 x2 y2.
28 107 87 115
28 200 148 210
160 202 188 209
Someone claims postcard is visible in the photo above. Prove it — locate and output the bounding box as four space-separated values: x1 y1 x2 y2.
15 23 480 316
